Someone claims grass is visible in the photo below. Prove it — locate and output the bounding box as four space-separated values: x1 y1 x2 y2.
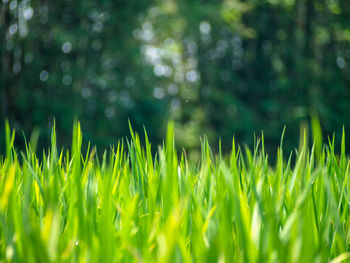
0 120 350 262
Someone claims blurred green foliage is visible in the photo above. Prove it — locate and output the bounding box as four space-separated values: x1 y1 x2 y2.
1 0 350 155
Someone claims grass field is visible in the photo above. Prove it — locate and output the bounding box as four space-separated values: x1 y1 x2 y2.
0 121 350 262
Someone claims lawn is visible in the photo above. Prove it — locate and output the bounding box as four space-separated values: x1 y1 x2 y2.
0 121 349 262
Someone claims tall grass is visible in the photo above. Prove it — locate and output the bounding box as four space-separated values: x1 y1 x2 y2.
0 121 349 262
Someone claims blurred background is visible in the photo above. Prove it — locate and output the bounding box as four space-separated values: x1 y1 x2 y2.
1 0 350 158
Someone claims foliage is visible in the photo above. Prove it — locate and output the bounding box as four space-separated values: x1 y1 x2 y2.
0 122 350 262
1 0 350 155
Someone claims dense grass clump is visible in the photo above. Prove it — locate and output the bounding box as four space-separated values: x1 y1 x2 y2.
0 121 350 262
